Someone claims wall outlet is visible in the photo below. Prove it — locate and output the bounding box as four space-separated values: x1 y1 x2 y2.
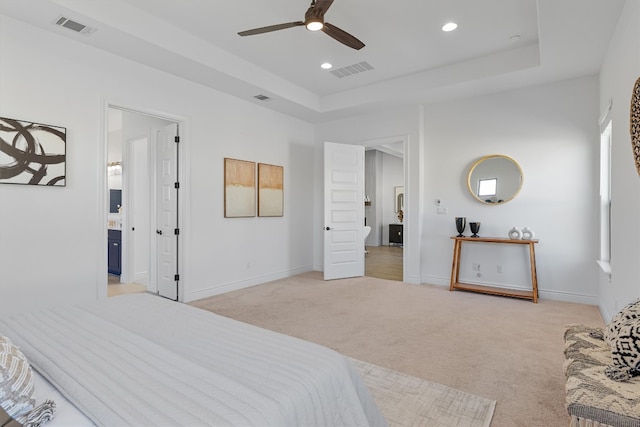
472 263 480 271
437 207 448 215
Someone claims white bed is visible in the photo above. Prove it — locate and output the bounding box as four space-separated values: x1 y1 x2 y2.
32 370 94 426
0 293 386 427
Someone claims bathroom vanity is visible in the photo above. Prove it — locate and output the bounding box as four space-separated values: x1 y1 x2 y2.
108 229 122 276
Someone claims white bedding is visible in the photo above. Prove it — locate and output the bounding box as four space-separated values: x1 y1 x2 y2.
32 370 94 426
0 293 386 427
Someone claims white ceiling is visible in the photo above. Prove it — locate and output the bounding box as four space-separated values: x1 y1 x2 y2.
0 0 625 123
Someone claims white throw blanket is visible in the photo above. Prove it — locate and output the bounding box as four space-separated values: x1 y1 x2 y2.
0 294 386 427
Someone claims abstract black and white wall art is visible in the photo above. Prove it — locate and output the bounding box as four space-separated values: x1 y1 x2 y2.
0 116 66 186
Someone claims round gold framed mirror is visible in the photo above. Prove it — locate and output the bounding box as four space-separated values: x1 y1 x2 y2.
467 154 523 204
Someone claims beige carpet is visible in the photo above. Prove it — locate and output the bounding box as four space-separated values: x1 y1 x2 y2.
351 357 495 427
190 271 604 427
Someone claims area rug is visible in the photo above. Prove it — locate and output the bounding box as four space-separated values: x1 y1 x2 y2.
350 358 496 427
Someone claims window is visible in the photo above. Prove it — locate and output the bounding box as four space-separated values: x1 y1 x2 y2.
598 118 612 274
477 178 497 197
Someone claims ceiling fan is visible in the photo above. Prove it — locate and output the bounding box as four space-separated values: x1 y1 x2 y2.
237 0 365 50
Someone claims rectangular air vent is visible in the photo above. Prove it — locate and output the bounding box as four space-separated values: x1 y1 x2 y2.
253 94 271 101
330 61 374 78
54 16 96 36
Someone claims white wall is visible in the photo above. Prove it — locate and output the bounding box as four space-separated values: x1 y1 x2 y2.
364 150 382 246
421 77 600 303
598 0 640 320
0 15 315 314
316 77 600 303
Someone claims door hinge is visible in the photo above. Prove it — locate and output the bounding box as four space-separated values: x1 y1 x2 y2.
174 274 180 281
174 182 180 189
174 228 180 235
174 136 180 143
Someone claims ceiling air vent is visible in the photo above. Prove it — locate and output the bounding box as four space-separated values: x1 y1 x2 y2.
253 94 271 101
330 61 374 78
54 16 97 36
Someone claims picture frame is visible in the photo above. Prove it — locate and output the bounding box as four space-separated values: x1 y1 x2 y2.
224 158 256 217
0 116 66 186
258 163 284 217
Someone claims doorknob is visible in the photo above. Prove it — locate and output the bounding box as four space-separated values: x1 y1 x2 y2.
156 230 162 235
325 227 331 231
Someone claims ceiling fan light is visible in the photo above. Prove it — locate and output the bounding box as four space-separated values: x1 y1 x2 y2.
306 20 323 31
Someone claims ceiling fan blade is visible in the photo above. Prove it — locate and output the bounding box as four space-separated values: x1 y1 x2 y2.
322 23 365 50
238 21 304 37
313 0 335 17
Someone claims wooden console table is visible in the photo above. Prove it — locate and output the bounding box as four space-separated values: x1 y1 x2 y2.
449 236 539 303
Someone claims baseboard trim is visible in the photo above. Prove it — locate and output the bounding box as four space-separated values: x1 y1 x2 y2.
420 275 598 305
536 290 598 305
187 269 599 306
421 275 450 287
184 265 313 303
134 272 148 285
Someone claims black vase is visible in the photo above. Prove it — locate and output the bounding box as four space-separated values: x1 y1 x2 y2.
469 222 481 238
455 217 466 237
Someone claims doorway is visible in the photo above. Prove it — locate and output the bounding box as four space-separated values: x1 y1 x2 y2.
106 107 181 300
362 138 405 282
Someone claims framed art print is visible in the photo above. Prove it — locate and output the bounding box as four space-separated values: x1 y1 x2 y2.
0 116 66 186
258 163 283 217
224 158 256 217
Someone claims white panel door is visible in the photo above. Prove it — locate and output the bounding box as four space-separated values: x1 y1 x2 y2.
156 123 179 300
323 142 365 280
124 136 150 287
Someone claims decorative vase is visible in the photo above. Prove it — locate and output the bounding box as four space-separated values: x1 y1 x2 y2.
397 209 404 223
469 222 481 238
508 226 522 240
521 227 535 240
455 217 466 237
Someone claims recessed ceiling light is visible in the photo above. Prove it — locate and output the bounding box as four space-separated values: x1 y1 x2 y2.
442 22 458 32
321 62 333 70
